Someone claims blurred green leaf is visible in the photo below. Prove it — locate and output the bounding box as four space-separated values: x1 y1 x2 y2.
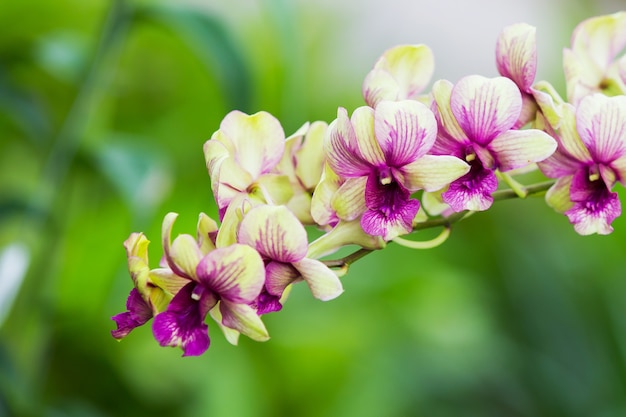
133 3 252 112
88 134 172 221
0 67 51 143
33 30 89 83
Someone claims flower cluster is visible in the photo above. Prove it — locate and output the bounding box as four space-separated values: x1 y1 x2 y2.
112 12 626 356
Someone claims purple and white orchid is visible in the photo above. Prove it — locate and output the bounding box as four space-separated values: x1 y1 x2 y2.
538 93 626 235
430 75 557 212
151 212 269 356
324 100 469 240
237 204 343 313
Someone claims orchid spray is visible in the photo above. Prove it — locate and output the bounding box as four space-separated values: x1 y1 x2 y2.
112 12 626 356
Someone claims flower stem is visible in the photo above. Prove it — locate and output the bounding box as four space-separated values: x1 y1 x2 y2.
321 179 555 270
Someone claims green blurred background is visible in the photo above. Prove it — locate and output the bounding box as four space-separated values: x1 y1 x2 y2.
2 0 626 416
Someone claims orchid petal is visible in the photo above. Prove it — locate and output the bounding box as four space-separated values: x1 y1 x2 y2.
152 283 215 357
311 164 342 227
565 170 621 235
265 261 300 296
124 232 150 290
111 288 153 340
325 107 372 178
161 213 203 280
363 44 434 107
496 23 537 92
489 129 557 171
238 205 308 263
531 81 566 129
611 154 626 186
196 244 265 304
362 69 401 108
209 304 240 346
218 110 285 179
576 94 626 163
442 164 498 212
374 100 437 165
292 258 343 301
351 106 385 165
361 198 420 241
451 75 522 145
149 268 189 300
545 176 573 213
431 79 467 144
398 154 470 192
331 177 367 221
197 213 218 254
255 173 294 206
220 300 270 342
295 121 328 190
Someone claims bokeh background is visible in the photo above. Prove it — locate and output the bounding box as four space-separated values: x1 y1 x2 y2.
2 0 626 416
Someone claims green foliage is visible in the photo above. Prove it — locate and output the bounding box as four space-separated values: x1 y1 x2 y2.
1 1 626 417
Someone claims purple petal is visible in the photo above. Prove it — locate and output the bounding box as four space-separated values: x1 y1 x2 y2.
196 244 265 304
442 162 498 211
496 23 537 92
361 173 420 240
451 75 522 146
252 261 299 314
111 288 153 340
374 100 437 166
565 169 621 235
238 205 308 263
152 283 216 357
576 94 626 164
324 107 373 178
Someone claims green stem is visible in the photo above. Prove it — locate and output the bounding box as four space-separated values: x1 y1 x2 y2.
321 179 555 270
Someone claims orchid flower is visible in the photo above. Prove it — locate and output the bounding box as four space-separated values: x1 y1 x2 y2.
237 204 343 313
111 232 191 340
203 110 292 219
150 212 268 356
496 22 539 127
563 11 626 105
274 121 328 224
324 100 469 241
537 93 626 235
430 75 557 212
362 44 435 108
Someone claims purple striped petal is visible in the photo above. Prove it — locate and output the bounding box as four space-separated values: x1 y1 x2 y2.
196 244 265 304
374 100 437 166
576 94 626 164
451 76 522 146
111 288 153 340
489 129 557 171
238 205 308 263
496 23 537 92
325 107 372 178
442 162 498 211
565 169 621 235
431 79 469 147
361 174 420 240
152 282 216 357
